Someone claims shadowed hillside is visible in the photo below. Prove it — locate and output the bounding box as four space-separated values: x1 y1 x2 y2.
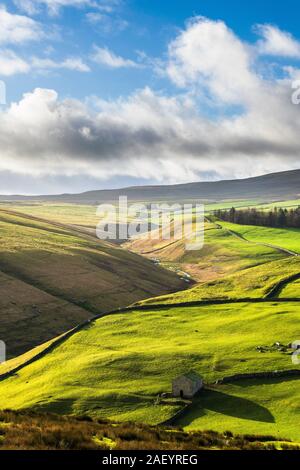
0 210 185 358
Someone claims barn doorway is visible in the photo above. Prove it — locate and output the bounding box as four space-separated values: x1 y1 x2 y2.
180 390 184 398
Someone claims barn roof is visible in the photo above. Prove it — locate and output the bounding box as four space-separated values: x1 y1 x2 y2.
174 371 202 383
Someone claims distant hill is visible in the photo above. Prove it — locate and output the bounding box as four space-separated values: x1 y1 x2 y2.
1 169 300 203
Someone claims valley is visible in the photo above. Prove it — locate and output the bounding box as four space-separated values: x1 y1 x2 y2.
0 184 300 446
1 0 300 455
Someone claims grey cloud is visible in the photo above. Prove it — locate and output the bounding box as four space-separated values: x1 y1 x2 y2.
1 84 300 190
221 138 300 157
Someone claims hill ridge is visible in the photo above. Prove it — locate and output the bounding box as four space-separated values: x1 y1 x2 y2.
1 168 300 203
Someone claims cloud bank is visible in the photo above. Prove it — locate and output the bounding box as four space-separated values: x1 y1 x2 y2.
1 16 300 190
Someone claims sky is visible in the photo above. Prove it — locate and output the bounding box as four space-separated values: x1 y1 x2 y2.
1 0 300 194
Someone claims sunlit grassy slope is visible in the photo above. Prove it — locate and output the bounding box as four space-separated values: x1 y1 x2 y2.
1 200 300 441
0 198 299 227
279 278 300 298
175 378 300 441
218 220 300 254
138 256 300 305
0 203 99 228
0 200 258 230
0 334 64 375
127 221 285 282
129 210 300 306
0 201 260 227
0 210 184 357
259 199 300 210
0 198 290 236
0 302 299 430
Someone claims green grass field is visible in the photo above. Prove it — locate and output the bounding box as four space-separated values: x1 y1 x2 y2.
207 198 300 212
258 199 300 211
175 378 300 441
1 198 299 226
127 220 285 283
139 256 300 305
1 201 300 443
205 200 261 211
0 301 299 436
217 220 300 254
280 279 300 298
0 203 99 228
0 200 262 226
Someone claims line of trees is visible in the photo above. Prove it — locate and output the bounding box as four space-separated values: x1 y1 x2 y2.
214 206 300 228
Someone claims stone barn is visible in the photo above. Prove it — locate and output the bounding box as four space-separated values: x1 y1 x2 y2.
172 371 203 399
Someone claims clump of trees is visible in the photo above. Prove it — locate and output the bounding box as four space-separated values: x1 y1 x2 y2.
215 206 300 229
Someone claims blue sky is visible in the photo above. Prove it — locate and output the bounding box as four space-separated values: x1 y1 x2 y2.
1 0 300 193
5 0 300 103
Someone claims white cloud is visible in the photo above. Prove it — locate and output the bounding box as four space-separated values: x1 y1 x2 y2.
256 24 300 58
167 17 259 105
0 4 44 44
91 46 139 68
86 12 106 23
86 11 128 33
0 49 30 75
31 56 90 72
14 0 116 16
0 52 90 76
